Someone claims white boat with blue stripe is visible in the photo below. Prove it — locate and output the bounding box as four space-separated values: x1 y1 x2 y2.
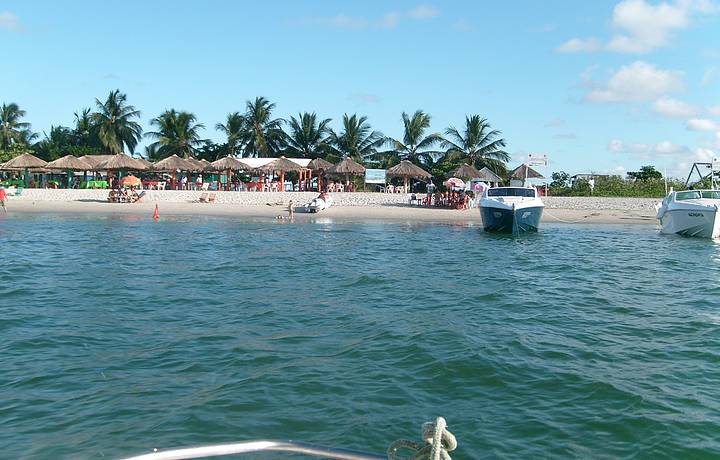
478 186 544 235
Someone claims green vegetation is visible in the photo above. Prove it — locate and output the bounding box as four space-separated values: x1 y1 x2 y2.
549 166 685 198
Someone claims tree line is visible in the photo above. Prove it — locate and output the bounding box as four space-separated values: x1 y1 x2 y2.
0 89 510 178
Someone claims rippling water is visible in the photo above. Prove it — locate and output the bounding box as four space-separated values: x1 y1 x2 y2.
1 213 719 459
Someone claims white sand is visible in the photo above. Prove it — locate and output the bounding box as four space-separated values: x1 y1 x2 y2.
3 190 659 224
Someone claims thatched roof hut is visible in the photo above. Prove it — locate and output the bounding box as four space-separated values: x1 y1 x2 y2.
96 154 149 171
478 167 504 183
136 157 154 169
45 155 93 171
206 156 251 171
510 164 544 180
151 154 197 172
78 155 114 169
387 160 431 179
328 157 366 175
1 152 47 170
255 156 303 173
450 163 482 180
307 158 334 171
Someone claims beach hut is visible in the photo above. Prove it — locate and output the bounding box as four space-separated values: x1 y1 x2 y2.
152 155 198 190
306 157 334 191
450 163 483 181
510 164 544 185
45 155 93 188
95 154 149 188
256 156 303 191
206 157 252 191
327 157 366 190
1 152 48 187
387 160 431 193
79 155 115 169
477 167 503 185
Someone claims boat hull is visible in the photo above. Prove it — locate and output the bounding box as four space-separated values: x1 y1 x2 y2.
479 205 543 234
659 208 720 238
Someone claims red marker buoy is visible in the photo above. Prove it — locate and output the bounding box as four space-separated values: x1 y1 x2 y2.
153 204 159 221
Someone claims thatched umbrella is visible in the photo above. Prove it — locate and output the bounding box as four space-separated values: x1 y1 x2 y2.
510 164 544 181
256 156 303 191
450 163 483 181
328 157 366 190
79 155 114 169
2 152 48 187
206 157 252 191
136 157 154 169
387 160 431 193
152 155 198 190
95 154 149 188
45 155 93 188
478 167 503 184
306 158 334 191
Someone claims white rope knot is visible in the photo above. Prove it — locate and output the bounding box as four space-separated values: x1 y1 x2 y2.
387 417 457 460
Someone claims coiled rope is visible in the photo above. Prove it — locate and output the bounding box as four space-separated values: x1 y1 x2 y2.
387 417 457 460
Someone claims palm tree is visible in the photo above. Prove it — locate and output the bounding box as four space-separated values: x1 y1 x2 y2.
215 112 246 157
382 110 442 166
145 109 205 160
441 115 509 173
242 96 283 157
283 112 332 158
92 89 142 154
0 102 34 149
327 114 384 163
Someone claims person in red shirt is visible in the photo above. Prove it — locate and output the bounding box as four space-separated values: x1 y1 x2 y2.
0 187 7 212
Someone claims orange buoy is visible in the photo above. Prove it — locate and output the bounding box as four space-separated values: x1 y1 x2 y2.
153 204 159 220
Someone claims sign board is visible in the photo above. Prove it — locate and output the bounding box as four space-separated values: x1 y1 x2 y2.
528 153 548 166
365 169 387 184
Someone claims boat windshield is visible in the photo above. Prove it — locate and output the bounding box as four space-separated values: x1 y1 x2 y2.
487 188 536 197
700 191 720 199
675 190 702 200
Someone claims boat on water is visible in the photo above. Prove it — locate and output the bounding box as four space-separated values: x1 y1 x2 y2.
656 161 720 239
305 192 334 213
656 189 720 238
478 186 544 234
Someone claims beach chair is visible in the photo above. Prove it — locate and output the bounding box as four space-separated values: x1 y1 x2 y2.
201 182 210 191
133 191 147 203
15 187 23 197
207 192 217 203
198 192 209 203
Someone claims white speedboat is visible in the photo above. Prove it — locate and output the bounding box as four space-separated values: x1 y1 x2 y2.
478 186 544 234
305 193 333 213
656 189 720 238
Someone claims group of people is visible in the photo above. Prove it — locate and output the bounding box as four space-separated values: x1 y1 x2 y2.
426 190 475 209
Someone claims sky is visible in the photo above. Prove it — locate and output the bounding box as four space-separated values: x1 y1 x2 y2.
1 0 719 178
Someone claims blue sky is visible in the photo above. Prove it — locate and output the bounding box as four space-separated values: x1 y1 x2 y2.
1 0 719 177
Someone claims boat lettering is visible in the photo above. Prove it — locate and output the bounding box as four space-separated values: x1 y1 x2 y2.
688 212 704 217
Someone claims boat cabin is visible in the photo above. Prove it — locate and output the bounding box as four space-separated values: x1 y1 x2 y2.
486 187 538 198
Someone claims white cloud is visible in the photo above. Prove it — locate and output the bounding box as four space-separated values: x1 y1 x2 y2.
586 61 685 102
557 38 602 53
308 5 439 30
408 5 440 20
608 138 692 158
652 97 699 117
0 11 19 31
687 118 720 131
558 0 718 54
708 106 720 116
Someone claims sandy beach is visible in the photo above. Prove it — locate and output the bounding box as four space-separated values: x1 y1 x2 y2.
2 190 659 224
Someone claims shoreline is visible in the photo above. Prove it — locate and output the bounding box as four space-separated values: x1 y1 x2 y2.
3 197 658 225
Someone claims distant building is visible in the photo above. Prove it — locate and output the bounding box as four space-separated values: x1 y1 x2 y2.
570 173 611 191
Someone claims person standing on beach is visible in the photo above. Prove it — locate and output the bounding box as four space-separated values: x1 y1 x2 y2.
288 200 295 219
0 187 7 213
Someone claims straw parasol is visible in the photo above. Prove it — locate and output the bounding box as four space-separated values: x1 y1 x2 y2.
256 156 303 191
78 155 115 169
387 160 431 193
478 167 503 184
96 153 149 172
510 164 544 180
450 163 483 180
45 155 93 188
151 155 199 190
306 158 334 191
136 157 154 169
2 152 48 187
206 157 252 191
328 157 365 175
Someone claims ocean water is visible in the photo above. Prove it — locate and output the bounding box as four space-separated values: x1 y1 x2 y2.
1 214 719 459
